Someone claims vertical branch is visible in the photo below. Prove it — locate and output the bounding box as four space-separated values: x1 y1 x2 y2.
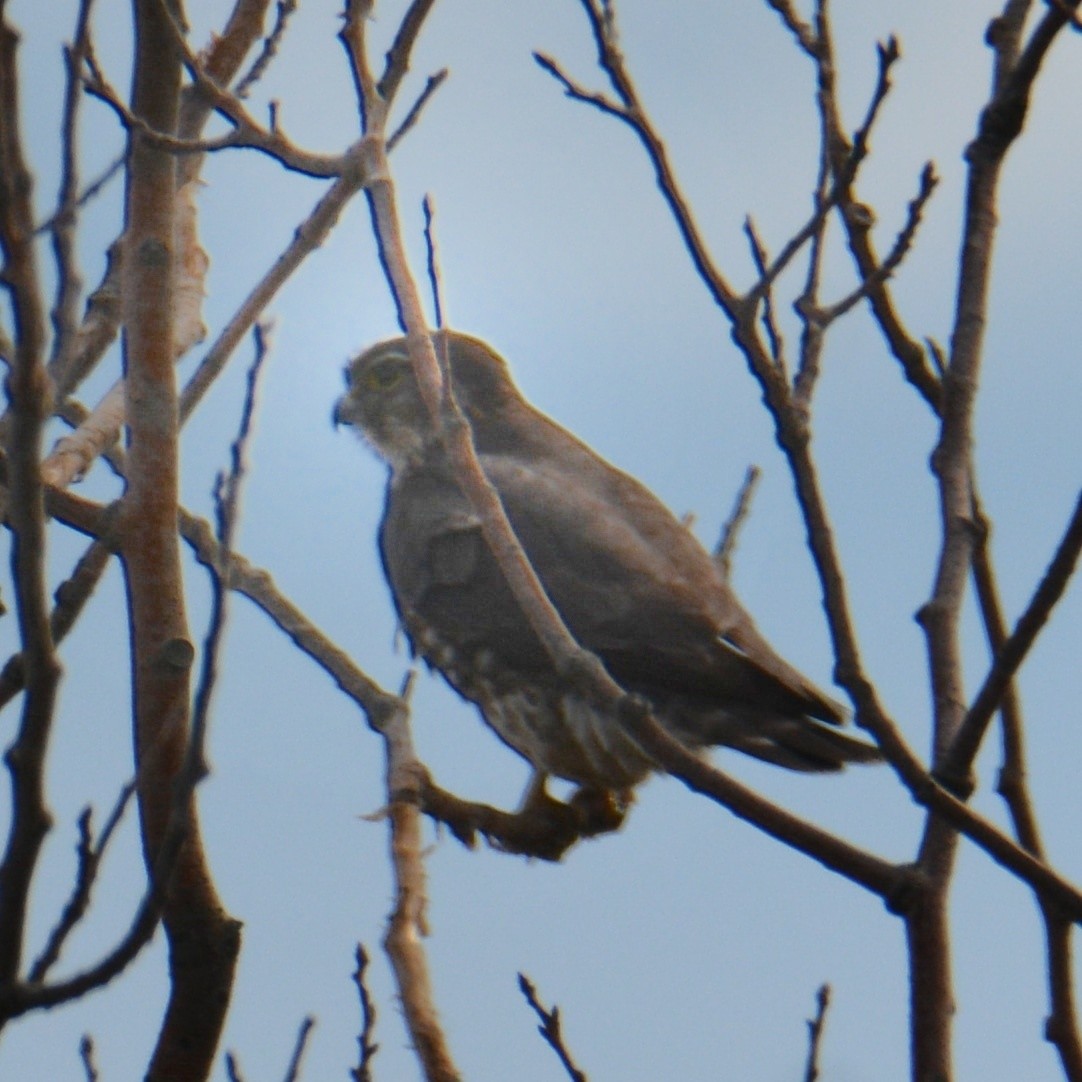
909 5 1079 1080
378 698 461 1082
0 7 63 1008
119 1 238 1078
340 8 460 1081
48 0 94 374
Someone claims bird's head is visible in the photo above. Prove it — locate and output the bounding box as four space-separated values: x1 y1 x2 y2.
333 331 520 470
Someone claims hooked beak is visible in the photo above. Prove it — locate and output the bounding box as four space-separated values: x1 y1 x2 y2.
331 395 351 430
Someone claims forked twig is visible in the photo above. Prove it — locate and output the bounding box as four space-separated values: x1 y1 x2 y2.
27 781 137 983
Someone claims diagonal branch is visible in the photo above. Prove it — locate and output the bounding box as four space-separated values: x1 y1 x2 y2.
943 489 1082 784
518 974 589 1082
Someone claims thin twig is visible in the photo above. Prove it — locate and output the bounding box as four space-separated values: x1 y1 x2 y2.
944 489 1082 784
0 6 63 1002
387 69 449 151
225 1051 245 1082
422 195 445 329
35 152 125 237
27 781 137 983
0 531 114 714
742 218 783 362
282 1016 316 1082
81 33 347 178
234 0 298 98
189 322 272 780
180 152 368 421
533 43 740 315
798 9 941 411
79 1034 99 1082
518 973 589 1082
350 945 379 1082
48 0 94 376
816 162 938 326
763 0 819 56
48 238 122 403
713 465 761 581
802 983 831 1082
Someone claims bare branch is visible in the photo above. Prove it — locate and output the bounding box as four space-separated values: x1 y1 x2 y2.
120 3 238 1073
742 218 783 362
36 153 125 238
534 39 740 315
180 151 368 421
944 489 1082 784
376 685 461 1082
0 5 63 1002
81 33 347 178
377 0 441 103
350 945 379 1082
179 508 397 717
1046 0 1082 31
41 379 126 488
27 782 137 983
282 1016 315 1082
49 239 123 402
801 9 942 411
48 0 95 375
189 323 272 786
763 0 819 57
233 0 297 99
518 973 589 1082
802 984 831 1082
79 1034 99 1082
1041 910 1082 1078
0 529 114 715
225 1051 245 1082
713 465 762 582
816 162 938 326
630 703 1082 920
387 68 449 151
422 194 446 328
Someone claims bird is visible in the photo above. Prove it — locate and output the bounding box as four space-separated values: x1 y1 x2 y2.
334 331 880 801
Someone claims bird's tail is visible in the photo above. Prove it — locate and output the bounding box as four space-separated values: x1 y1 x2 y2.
670 704 882 773
727 714 882 772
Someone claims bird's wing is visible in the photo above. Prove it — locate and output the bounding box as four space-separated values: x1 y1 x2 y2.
378 468 551 672
483 453 845 724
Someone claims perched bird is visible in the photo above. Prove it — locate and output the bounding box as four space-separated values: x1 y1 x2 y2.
334 331 879 798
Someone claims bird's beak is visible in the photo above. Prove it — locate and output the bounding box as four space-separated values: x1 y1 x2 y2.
331 396 350 430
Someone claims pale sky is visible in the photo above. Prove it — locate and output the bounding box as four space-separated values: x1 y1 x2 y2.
3 2 1082 1079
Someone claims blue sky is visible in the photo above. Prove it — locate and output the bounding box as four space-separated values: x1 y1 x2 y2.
2 1 1081 1079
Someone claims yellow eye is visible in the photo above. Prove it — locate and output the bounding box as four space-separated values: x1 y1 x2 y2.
363 363 405 392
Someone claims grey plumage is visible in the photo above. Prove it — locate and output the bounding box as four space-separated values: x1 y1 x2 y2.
334 331 880 792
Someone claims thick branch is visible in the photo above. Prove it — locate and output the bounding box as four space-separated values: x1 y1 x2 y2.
120 3 238 1078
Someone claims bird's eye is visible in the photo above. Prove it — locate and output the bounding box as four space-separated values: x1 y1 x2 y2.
363 364 404 392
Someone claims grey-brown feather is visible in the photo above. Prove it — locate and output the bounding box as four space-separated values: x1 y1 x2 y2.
338 332 881 789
